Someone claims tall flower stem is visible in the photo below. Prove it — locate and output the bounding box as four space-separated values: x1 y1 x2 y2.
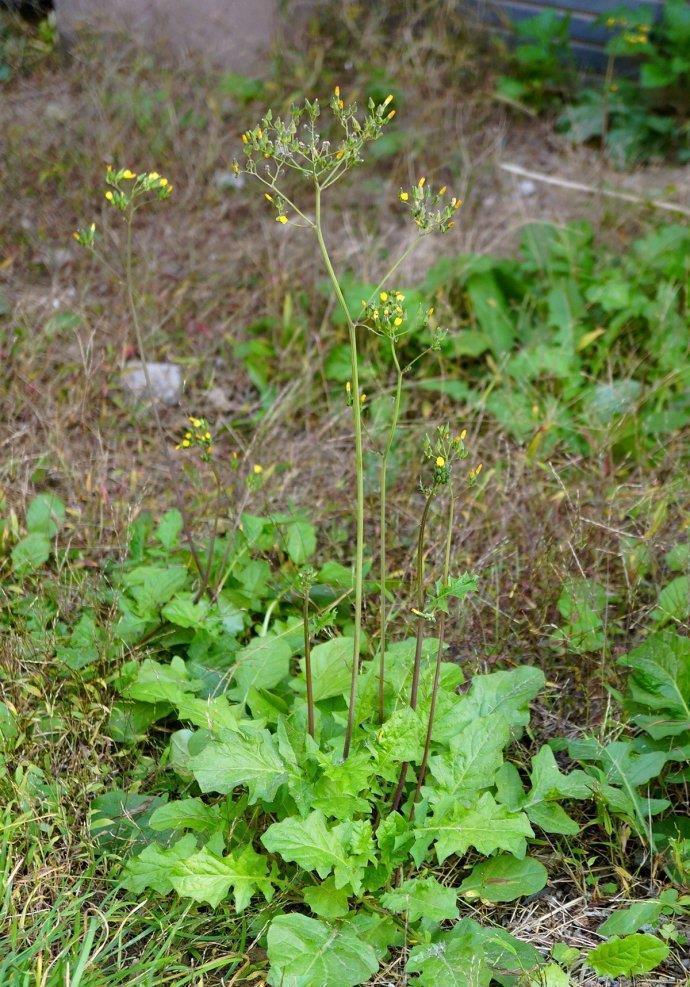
378 340 403 723
123 206 204 581
314 183 364 760
303 593 315 738
391 488 435 812
409 485 455 816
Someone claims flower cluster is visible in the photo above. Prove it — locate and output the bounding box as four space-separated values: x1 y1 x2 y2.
399 177 462 234
421 424 469 494
102 166 173 212
345 380 367 408
175 416 213 460
360 289 408 338
72 222 96 247
236 90 397 197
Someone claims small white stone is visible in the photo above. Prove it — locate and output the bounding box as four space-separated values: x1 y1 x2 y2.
518 179 537 196
206 386 231 412
121 361 182 405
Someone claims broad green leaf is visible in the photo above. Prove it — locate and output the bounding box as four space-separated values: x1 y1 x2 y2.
123 656 202 705
123 835 196 894
190 729 287 803
170 844 274 910
303 637 353 702
406 919 492 986
665 542 690 572
417 792 534 864
380 875 458 923
303 877 350 918
456 667 545 735
149 797 220 834
375 706 425 765
261 810 373 892
459 855 547 903
267 913 379 987
653 575 690 626
428 714 511 801
55 611 101 669
586 934 669 977
161 592 211 629
12 532 51 573
229 634 292 702
0 702 18 748
528 962 571 985
620 631 690 738
522 745 592 833
121 565 189 613
598 900 666 937
26 493 66 536
90 790 168 850
466 271 516 356
285 519 317 564
155 509 183 550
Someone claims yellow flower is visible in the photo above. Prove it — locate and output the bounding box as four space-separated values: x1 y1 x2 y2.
104 190 114 201
427 307 434 316
264 193 273 202
387 110 396 120
122 169 136 180
394 317 403 326
436 456 445 467
241 133 248 143
395 292 404 301
360 393 366 403
475 463 483 475
159 177 169 187
334 85 340 98
253 464 264 475
379 291 388 302
439 185 447 195
399 191 409 202
149 172 160 181
418 176 426 188
345 381 351 394
460 428 467 441
382 93 394 108
276 215 288 224
336 149 345 158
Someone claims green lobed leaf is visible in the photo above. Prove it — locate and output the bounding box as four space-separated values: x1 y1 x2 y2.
26 493 66 537
123 835 197 895
169 844 274 910
302 877 351 918
266 913 379 987
303 637 353 702
427 714 511 802
11 532 51 573
380 875 459 923
229 634 293 703
586 933 669 977
416 792 534 865
190 729 288 803
261 809 374 893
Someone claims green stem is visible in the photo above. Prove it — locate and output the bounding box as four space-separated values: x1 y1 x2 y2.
410 485 455 816
123 206 204 582
314 183 364 760
391 488 435 812
409 491 435 710
303 594 315 738
378 341 403 723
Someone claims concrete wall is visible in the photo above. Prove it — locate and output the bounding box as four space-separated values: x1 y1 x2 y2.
54 0 282 70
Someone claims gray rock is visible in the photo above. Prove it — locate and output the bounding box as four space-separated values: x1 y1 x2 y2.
121 361 182 405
